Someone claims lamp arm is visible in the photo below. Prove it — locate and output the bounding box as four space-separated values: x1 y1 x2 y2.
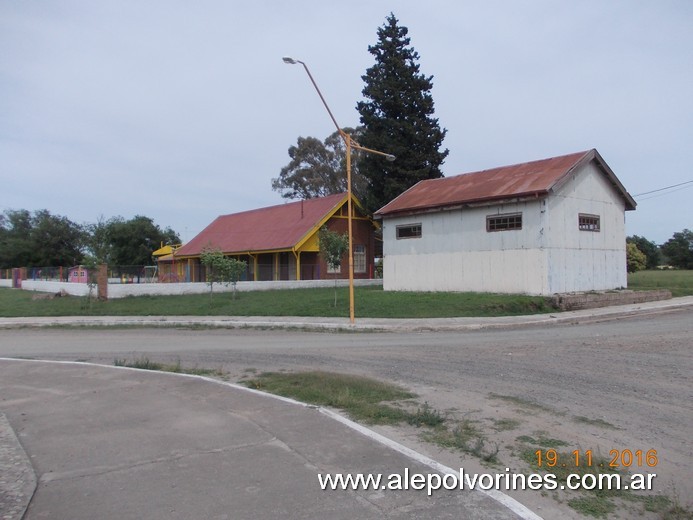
296 61 342 135
351 141 396 161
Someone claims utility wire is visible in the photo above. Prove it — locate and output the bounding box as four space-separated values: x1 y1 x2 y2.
636 184 693 202
633 180 693 198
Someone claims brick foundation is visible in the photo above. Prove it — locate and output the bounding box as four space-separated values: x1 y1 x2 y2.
551 290 671 311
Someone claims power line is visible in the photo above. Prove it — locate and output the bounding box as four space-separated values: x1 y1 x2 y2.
636 183 693 202
633 180 693 198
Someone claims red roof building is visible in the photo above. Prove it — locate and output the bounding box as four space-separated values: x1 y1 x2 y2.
167 193 378 282
374 149 636 295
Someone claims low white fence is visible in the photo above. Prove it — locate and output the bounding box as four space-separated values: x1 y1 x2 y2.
17 279 382 299
0 279 13 288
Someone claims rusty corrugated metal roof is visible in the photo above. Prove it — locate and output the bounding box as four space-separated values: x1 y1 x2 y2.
375 149 635 217
175 193 348 257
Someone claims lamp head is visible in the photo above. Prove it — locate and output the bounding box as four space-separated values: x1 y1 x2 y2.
282 56 299 65
385 154 396 162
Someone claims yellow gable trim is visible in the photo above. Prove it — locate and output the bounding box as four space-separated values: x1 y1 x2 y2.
294 194 378 253
293 193 349 251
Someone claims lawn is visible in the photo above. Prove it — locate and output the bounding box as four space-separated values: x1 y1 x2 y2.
627 269 693 297
1 270 688 318
0 285 555 319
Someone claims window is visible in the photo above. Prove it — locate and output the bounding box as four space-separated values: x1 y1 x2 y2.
579 214 600 232
353 245 366 273
396 223 422 239
487 213 522 232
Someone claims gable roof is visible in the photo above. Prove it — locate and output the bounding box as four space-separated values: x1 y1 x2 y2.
176 193 352 257
375 149 636 217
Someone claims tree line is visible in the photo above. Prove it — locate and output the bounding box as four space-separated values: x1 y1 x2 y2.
0 209 180 268
626 231 693 272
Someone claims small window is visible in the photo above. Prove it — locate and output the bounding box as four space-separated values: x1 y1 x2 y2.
579 214 600 232
396 224 422 239
353 245 366 273
487 213 522 232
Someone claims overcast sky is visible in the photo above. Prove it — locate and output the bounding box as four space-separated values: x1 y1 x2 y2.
1 1 691 244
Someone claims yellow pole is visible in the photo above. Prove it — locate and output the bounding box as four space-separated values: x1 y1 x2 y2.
283 57 395 324
346 136 355 324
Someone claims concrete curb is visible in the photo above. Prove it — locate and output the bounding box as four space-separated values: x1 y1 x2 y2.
0 296 691 332
0 413 37 520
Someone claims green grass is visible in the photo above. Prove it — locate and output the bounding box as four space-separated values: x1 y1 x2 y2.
114 356 226 377
516 434 569 448
628 269 693 297
0 285 556 318
423 420 500 463
242 371 416 424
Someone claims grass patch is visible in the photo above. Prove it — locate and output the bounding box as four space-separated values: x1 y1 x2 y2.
516 434 569 448
492 418 522 432
244 370 501 463
628 269 693 297
406 402 446 428
241 371 416 425
566 495 616 518
114 356 225 377
0 285 555 318
424 420 500 463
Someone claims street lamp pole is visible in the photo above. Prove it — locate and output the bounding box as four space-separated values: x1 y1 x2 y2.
283 57 394 324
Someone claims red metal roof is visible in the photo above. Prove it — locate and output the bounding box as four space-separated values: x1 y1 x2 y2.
375 149 636 217
176 193 348 257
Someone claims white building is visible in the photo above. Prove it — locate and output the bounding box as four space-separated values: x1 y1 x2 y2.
374 149 636 295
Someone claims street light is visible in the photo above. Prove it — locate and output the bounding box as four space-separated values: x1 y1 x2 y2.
283 56 395 324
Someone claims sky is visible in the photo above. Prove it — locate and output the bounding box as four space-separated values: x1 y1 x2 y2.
1 1 691 245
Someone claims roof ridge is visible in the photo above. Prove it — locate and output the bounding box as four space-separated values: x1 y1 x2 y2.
452 149 592 179
217 192 347 218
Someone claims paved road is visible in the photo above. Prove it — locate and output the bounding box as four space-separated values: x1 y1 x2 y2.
1 307 691 519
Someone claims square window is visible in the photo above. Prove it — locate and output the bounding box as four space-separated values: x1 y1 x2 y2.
579 214 600 231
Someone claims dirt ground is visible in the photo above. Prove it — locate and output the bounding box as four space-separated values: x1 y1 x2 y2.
0 308 690 519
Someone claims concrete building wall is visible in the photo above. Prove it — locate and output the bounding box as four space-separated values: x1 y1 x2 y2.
545 162 627 292
382 200 549 294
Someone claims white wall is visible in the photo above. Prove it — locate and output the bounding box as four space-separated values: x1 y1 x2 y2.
545 162 627 292
18 279 382 299
21 280 93 296
383 200 549 294
0 279 14 288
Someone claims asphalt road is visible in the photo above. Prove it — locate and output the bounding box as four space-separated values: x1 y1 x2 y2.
1 308 691 518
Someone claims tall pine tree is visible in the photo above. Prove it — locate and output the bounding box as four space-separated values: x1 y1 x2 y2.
357 13 448 213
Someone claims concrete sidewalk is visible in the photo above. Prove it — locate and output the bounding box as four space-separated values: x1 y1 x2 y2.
0 295 691 331
0 360 535 520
